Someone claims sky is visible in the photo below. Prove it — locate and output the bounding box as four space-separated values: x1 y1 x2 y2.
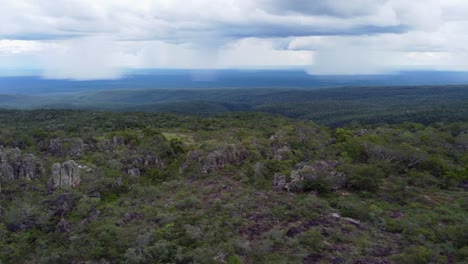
1 0 468 80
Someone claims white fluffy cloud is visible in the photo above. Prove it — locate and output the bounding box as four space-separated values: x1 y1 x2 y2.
1 0 468 78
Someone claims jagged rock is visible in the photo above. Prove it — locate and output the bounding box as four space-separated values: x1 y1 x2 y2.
0 162 14 181
48 160 81 189
80 209 100 230
181 150 203 170
457 144 468 152
253 162 265 178
273 173 286 189
122 153 165 168
201 145 249 173
127 167 141 177
122 212 144 225
56 218 72 233
47 139 62 156
116 177 123 186
281 160 346 192
96 136 126 153
122 152 164 176
182 145 249 173
51 193 77 217
273 145 292 161
70 139 85 156
47 138 91 157
113 136 125 146
0 147 44 181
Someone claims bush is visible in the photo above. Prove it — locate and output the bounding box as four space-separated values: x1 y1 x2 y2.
227 255 243 264
392 246 433 264
346 164 384 192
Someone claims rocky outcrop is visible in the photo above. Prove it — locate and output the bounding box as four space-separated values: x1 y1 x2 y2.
182 145 249 173
56 218 72 233
274 160 346 192
0 147 44 181
122 152 164 177
80 209 100 230
273 173 286 189
113 136 125 146
48 160 81 189
97 136 126 153
47 138 93 157
181 150 203 170
127 167 141 177
273 144 292 161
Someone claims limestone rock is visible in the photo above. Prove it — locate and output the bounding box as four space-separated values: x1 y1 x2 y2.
201 145 249 173
280 160 346 192
181 150 203 170
122 152 164 176
273 173 286 189
0 147 44 181
113 136 125 146
56 218 72 233
47 138 91 157
48 160 81 189
127 167 141 177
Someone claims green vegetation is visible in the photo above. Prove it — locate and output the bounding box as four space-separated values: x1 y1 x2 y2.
1 85 467 127
0 109 466 263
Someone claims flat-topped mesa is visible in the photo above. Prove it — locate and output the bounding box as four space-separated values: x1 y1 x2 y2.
48 160 81 189
0 147 44 181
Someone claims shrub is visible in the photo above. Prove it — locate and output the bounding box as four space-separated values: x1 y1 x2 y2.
392 246 433 264
346 164 384 192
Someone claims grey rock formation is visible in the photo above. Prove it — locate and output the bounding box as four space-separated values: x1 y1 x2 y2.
201 145 249 173
273 173 286 189
0 147 44 181
80 209 100 230
122 152 164 176
279 160 346 192
48 160 81 189
47 138 90 157
127 167 141 177
56 218 72 233
181 150 203 170
182 145 249 173
113 136 125 146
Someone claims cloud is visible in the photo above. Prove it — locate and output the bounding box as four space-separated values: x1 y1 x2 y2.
261 0 387 18
1 0 468 78
0 40 42 55
40 37 121 80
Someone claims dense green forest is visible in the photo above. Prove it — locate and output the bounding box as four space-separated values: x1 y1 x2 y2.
0 109 467 263
1 85 467 127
